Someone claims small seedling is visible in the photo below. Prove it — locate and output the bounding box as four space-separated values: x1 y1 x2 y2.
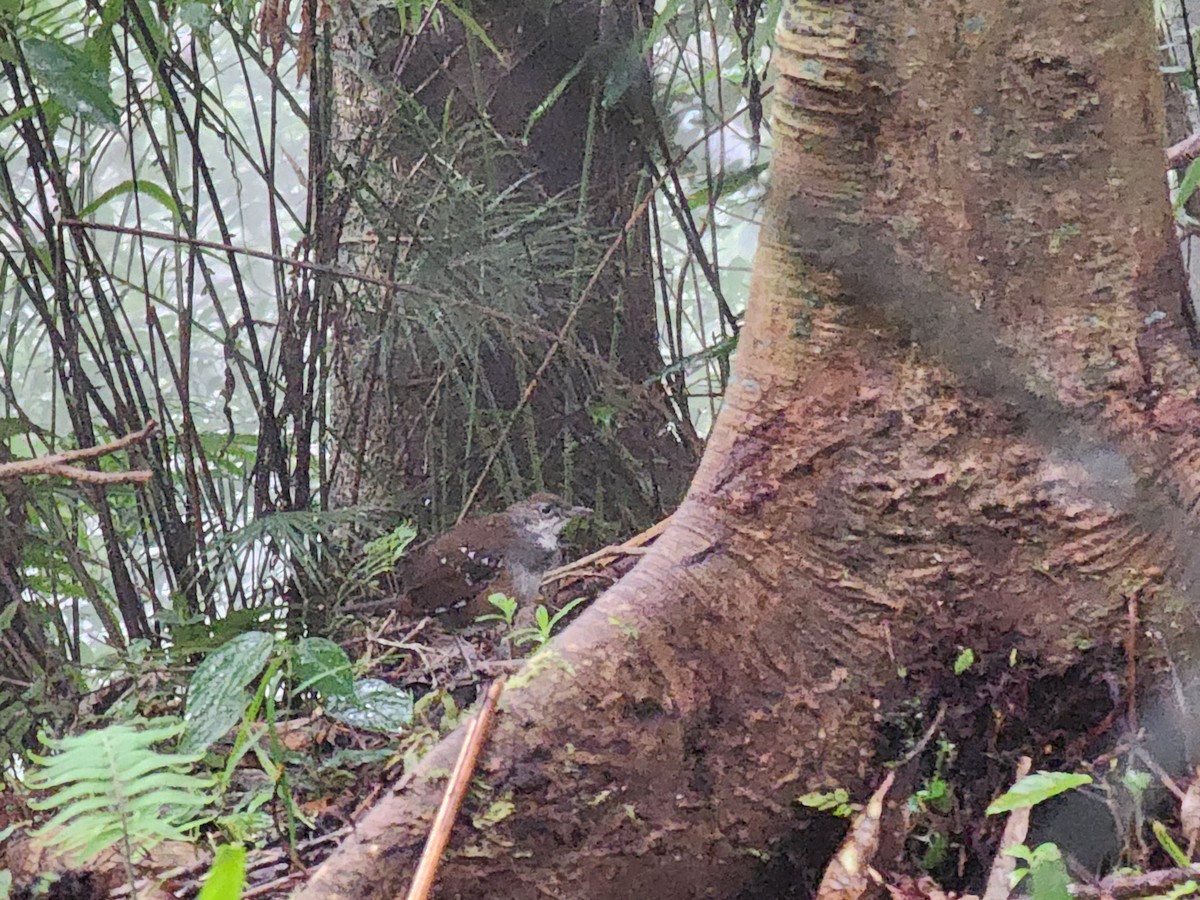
953 647 975 674
476 593 518 627
512 597 587 648
796 788 858 818
1005 843 1071 900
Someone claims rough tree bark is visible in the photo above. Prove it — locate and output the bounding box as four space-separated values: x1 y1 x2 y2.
300 0 1200 896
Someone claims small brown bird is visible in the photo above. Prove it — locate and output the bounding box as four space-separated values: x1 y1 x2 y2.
398 493 591 619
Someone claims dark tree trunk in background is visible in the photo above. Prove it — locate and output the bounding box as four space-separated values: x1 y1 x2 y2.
324 0 697 536
0 475 75 752
300 0 1200 896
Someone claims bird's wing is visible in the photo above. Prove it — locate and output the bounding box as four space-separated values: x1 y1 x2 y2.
399 531 508 611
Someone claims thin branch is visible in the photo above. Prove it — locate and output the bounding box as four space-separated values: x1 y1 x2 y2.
893 701 947 767
0 419 157 483
60 219 400 289
1072 866 1200 900
544 514 671 582
38 465 152 485
982 756 1033 900
405 676 506 900
1169 131 1200 168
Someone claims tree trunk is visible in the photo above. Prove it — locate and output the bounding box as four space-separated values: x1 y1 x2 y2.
300 0 1200 895
323 0 697 534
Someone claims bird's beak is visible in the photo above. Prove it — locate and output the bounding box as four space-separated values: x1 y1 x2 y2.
569 504 592 519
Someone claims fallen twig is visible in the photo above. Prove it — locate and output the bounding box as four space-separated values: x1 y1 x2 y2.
894 702 946 767
108 824 352 898
1071 865 1200 899
1125 591 1139 733
543 514 671 583
982 756 1033 900
815 770 894 900
1168 132 1200 168
405 676 506 900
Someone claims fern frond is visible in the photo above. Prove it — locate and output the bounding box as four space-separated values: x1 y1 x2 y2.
25 719 215 866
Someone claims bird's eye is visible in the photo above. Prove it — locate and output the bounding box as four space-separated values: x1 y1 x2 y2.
539 502 553 514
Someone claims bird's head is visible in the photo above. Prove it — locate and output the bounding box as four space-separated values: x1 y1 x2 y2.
506 492 592 545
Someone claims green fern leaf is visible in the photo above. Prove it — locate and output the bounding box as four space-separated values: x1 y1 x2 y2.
24 719 214 866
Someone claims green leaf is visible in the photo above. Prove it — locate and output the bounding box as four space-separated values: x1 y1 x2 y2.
82 27 114 77
0 105 36 138
293 637 354 699
25 720 212 866
359 523 418 574
0 417 31 442
440 0 502 61
643 0 683 49
129 0 168 62
473 797 515 828
588 403 616 430
920 830 949 869
602 39 644 109
325 678 414 733
546 596 587 631
1005 844 1033 862
178 1 215 29
396 0 427 32
1164 882 1200 900
1153 820 1192 867
687 163 769 210
953 648 975 675
99 0 126 30
1178 156 1200 214
1026 843 1071 900
22 37 119 129
796 788 856 818
986 772 1092 815
182 632 275 753
77 179 181 220
1123 768 1151 797
522 55 586 143
0 599 18 633
476 592 517 626
651 333 739 384
198 844 246 900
